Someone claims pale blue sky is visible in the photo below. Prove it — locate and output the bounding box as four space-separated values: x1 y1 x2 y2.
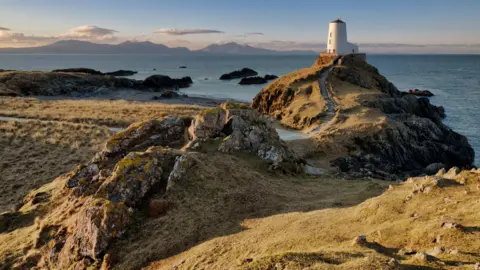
1 0 480 51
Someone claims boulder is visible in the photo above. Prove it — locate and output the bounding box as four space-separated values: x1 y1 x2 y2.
264 74 279 81
188 107 227 140
238 76 268 85
151 91 188 99
104 70 138 77
188 102 305 172
143 75 193 89
68 199 131 259
101 117 190 159
97 147 181 206
66 117 190 196
220 68 258 80
52 68 103 75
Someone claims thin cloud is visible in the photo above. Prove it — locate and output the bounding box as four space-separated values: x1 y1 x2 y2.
0 32 56 44
60 25 118 41
154 28 224 36
234 32 265 38
0 27 10 31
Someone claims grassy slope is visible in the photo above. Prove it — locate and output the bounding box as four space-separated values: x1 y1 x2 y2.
148 169 480 270
0 120 112 212
0 97 205 127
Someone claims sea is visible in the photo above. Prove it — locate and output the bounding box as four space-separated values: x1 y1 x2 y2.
0 54 479 165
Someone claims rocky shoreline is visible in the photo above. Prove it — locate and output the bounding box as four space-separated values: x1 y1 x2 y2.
253 54 474 179
0 70 194 97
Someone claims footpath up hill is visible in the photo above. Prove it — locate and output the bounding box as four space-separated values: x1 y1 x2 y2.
253 54 474 179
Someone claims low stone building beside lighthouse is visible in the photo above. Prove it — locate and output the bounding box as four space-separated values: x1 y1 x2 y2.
326 18 359 55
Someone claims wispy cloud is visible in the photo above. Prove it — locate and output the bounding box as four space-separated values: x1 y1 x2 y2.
153 28 224 36
0 25 118 47
0 32 56 46
234 32 265 38
59 25 118 41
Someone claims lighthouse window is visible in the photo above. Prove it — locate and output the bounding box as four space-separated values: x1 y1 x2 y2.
329 39 331 44
329 32 332 37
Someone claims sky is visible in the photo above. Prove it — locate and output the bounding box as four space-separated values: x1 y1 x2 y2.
1 0 480 53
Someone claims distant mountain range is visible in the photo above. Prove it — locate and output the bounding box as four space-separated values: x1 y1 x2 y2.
0 40 317 55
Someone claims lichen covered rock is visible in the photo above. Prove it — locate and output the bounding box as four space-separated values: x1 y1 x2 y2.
188 102 305 172
97 147 182 206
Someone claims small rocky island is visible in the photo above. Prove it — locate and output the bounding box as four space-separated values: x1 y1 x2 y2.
219 68 258 80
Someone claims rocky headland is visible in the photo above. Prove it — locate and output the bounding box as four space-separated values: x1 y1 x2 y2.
0 71 193 97
253 54 474 179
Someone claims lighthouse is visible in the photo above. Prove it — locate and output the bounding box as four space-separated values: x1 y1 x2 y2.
326 19 359 55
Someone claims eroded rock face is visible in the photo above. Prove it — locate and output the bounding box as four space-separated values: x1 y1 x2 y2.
96 147 181 206
67 199 131 259
188 107 226 140
67 117 190 197
57 118 190 267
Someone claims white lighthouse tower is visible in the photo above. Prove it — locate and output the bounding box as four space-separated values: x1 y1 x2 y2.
326 19 359 55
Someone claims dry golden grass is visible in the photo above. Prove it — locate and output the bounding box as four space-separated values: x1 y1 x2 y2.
0 97 205 127
1 133 479 270
148 168 480 270
0 120 112 212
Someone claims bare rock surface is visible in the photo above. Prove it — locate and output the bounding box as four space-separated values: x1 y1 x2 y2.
187 102 305 172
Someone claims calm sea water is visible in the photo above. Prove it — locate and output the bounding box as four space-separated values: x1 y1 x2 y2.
0 54 479 164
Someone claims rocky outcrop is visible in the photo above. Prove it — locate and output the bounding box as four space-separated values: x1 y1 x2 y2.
104 70 138 76
52 68 138 77
238 76 267 85
52 68 104 75
143 75 193 89
220 68 258 80
0 71 142 96
0 71 194 96
43 104 304 268
187 102 305 172
253 54 474 179
152 91 188 99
